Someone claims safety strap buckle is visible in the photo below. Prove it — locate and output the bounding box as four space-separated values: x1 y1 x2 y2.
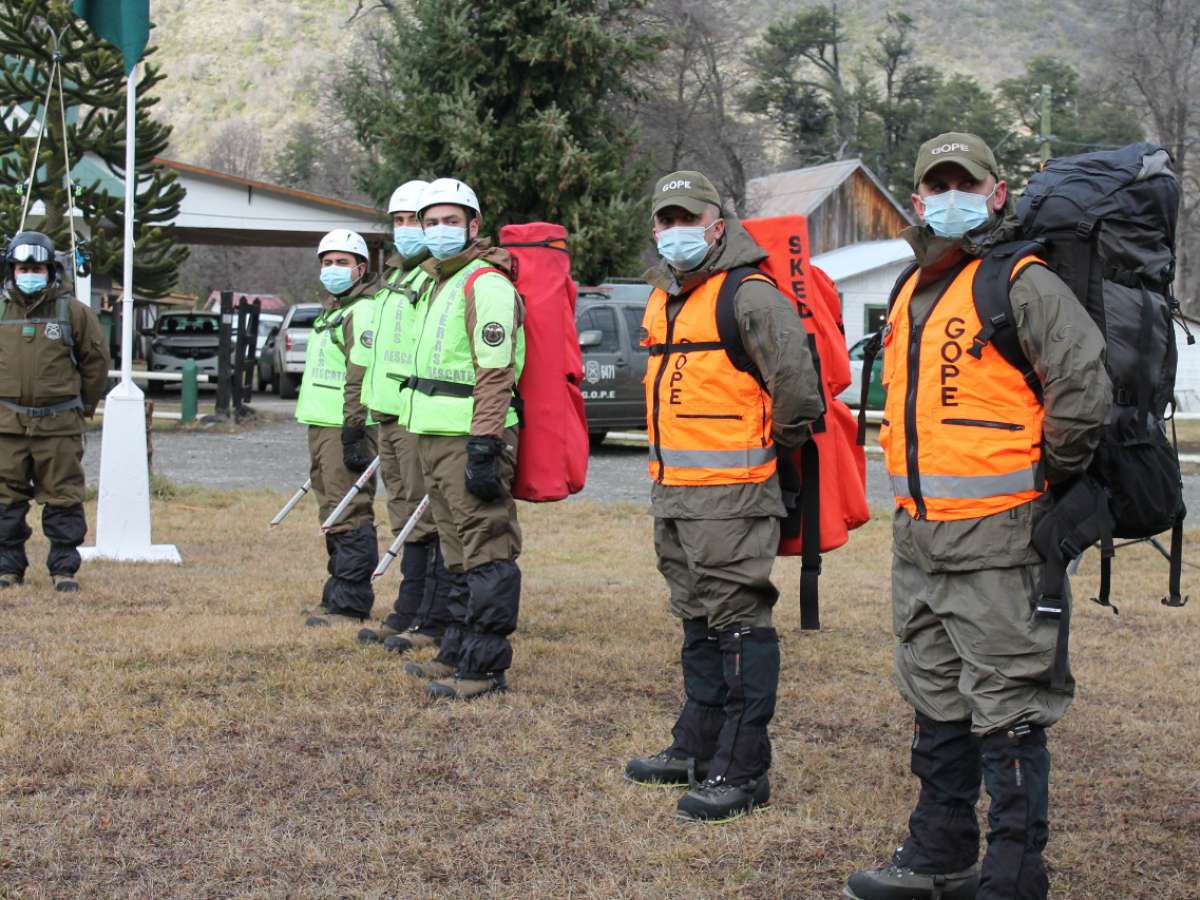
1058 537 1083 560
966 313 1009 360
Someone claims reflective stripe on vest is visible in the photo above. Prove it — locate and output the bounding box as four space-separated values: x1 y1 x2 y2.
642 271 775 486
880 256 1045 521
888 463 1041 500
652 445 777 470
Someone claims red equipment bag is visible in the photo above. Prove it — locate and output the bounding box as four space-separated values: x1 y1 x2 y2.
740 215 870 629
498 222 589 501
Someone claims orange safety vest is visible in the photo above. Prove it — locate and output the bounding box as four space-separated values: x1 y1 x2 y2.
642 271 776 486
881 257 1046 521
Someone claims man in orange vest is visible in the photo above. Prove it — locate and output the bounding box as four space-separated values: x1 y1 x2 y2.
845 135 1111 900
623 171 824 823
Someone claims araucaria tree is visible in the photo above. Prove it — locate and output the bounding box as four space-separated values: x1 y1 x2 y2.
0 0 186 297
335 0 655 283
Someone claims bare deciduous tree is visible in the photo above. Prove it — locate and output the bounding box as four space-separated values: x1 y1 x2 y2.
631 0 766 215
1108 0 1200 307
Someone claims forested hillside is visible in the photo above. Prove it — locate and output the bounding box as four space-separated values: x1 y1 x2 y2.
151 0 1102 170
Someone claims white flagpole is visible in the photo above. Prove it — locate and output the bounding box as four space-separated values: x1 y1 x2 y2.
120 61 135 383
80 62 179 564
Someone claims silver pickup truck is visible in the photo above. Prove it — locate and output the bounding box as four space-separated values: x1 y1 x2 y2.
265 303 322 399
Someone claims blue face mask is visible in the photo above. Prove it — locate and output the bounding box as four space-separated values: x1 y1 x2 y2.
319 265 356 295
656 223 716 271
423 224 468 260
393 225 425 259
14 273 48 295
921 187 996 238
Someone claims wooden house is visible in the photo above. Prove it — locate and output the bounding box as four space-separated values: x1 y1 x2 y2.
744 159 913 256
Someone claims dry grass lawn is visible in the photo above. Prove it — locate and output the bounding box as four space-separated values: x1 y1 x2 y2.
1 490 1197 898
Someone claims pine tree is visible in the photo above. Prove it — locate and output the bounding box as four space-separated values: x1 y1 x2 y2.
0 0 186 297
333 0 655 283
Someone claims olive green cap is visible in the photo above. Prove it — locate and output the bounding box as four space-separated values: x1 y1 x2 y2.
913 132 999 188
652 170 722 216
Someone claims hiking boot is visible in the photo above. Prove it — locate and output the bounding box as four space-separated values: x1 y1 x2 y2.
51 575 80 593
404 659 456 680
843 855 979 900
0 573 23 589
426 674 507 700
357 623 404 644
383 629 439 654
675 774 770 824
625 748 711 787
305 611 363 627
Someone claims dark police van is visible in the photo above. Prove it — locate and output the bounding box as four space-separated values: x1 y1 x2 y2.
575 281 652 447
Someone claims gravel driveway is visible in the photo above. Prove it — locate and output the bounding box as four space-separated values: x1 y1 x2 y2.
82 416 1200 515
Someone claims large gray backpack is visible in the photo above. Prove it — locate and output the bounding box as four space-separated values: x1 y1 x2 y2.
971 143 1188 611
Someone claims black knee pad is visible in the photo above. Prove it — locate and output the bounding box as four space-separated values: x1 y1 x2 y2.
680 617 725 707
42 503 86 546
465 559 521 636
978 724 1050 900
709 627 780 784
901 713 983 874
0 502 32 546
331 522 379 582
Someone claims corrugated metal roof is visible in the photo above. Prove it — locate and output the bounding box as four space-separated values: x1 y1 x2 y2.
745 158 912 223
811 239 914 282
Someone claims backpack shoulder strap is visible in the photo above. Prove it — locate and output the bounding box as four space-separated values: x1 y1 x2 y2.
56 293 74 350
856 260 919 444
715 264 776 388
463 265 508 305
969 240 1046 404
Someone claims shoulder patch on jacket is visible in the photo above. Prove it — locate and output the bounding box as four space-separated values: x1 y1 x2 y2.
481 322 506 347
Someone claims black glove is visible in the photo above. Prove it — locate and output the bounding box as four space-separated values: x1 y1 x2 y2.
341 424 371 473
465 435 506 502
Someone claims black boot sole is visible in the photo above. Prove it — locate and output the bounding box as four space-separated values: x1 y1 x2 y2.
674 800 772 825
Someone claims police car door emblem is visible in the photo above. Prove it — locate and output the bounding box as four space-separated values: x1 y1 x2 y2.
44 322 62 341
482 322 506 347
585 359 601 384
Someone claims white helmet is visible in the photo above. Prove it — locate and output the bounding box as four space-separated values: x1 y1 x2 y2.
388 179 430 215
316 228 369 261
417 178 480 218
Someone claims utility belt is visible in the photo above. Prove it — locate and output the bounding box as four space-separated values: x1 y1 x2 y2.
392 374 524 421
0 396 83 418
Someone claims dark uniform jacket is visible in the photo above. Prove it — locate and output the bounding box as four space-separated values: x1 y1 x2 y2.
893 206 1112 573
0 284 109 436
642 219 825 519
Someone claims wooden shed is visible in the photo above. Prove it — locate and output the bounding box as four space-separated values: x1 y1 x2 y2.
744 159 913 255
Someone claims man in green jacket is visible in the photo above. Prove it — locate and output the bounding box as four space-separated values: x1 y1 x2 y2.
399 178 525 701
298 229 381 626
0 232 109 591
350 180 457 653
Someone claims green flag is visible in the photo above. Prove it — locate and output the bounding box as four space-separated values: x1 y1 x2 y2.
72 0 149 76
